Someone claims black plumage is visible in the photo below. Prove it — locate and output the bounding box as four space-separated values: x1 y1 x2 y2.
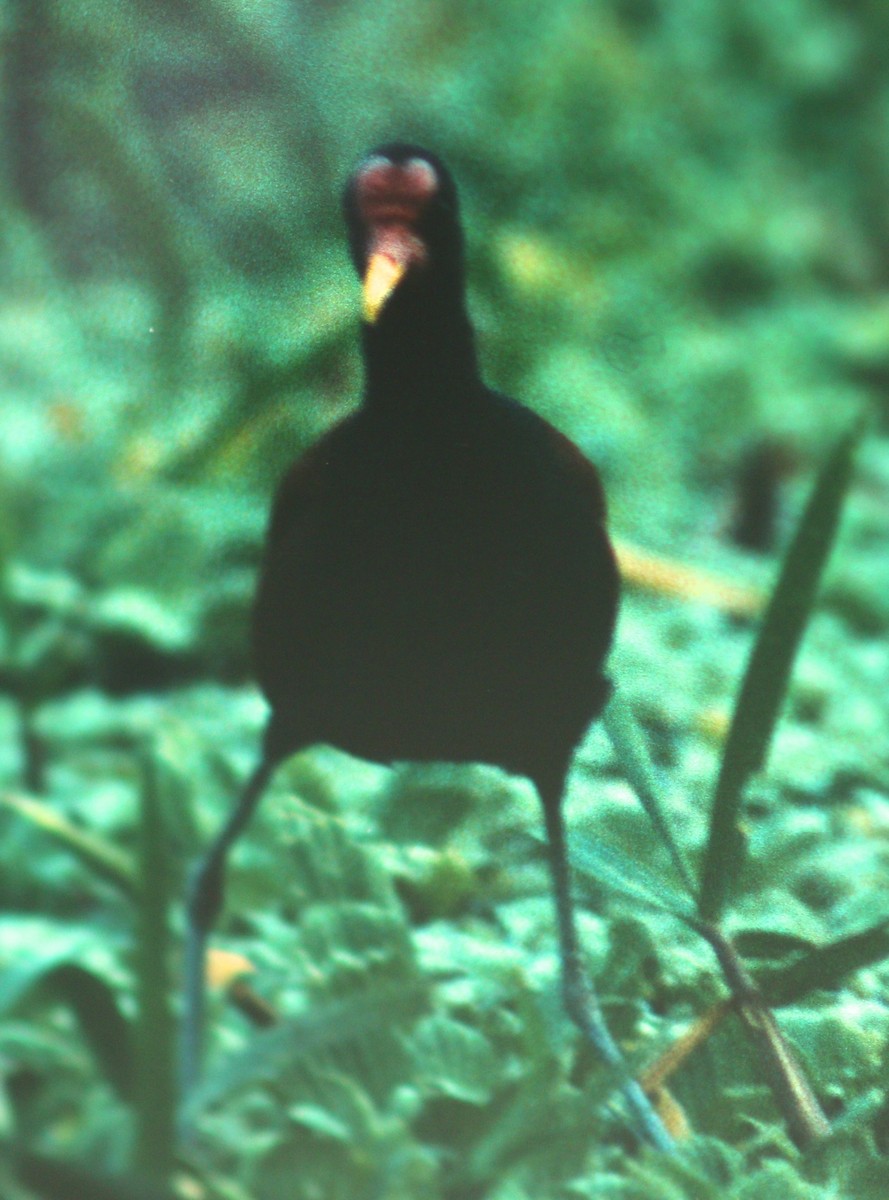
255 143 617 791
184 144 670 1151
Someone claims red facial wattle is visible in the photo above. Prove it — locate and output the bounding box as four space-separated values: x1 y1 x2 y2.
354 155 439 322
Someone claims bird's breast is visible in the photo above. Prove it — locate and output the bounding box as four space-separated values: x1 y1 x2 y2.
254 418 616 769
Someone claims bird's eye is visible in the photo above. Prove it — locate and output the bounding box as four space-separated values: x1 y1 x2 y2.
404 157 439 192
360 154 392 175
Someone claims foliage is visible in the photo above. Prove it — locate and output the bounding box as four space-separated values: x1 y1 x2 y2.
1 0 888 1197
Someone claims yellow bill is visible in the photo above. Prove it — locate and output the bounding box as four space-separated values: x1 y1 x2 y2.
363 252 407 323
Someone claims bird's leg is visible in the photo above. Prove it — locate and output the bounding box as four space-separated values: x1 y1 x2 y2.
540 787 674 1153
181 756 275 1106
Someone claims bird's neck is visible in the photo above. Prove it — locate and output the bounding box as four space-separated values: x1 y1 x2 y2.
362 291 481 414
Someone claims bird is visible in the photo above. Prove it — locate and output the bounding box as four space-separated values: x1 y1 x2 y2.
183 143 671 1150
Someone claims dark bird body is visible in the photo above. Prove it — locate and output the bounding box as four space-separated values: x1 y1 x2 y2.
185 144 671 1150
254 143 617 789
255 391 616 790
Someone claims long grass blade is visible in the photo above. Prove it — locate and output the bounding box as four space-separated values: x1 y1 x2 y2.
0 791 136 894
698 420 863 922
603 689 697 895
759 919 889 1007
132 754 177 1184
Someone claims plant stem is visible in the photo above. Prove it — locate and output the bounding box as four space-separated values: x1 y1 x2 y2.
700 924 831 1147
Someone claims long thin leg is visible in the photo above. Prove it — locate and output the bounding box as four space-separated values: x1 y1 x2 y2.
540 787 674 1153
181 757 276 1103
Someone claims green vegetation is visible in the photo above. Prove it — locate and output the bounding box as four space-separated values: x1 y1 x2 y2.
1 1 888 1197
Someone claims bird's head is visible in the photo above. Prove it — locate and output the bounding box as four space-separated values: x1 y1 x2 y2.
344 143 464 325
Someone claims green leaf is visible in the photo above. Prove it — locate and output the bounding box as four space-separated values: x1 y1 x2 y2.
298 902 416 993
9 1145 178 1200
41 964 133 1102
0 791 136 895
411 1015 499 1105
131 754 176 1184
92 588 193 653
603 689 696 895
732 929 818 962
466 1057 592 1186
193 981 427 1110
759 919 889 1007
0 925 92 1016
698 420 863 922
280 801 400 913
0 933 132 1101
0 472 16 636
287 1103 352 1142
569 833 699 925
380 764 479 845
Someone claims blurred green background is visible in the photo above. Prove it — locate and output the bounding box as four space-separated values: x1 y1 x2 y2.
1 2 888 1198
2 0 888 695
